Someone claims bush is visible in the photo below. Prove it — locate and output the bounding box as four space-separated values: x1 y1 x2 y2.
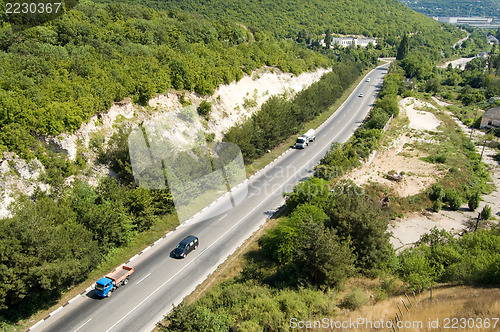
463 118 474 127
432 199 443 212
340 288 368 310
445 190 462 210
480 205 492 220
197 101 212 118
429 184 445 201
373 287 388 302
468 191 480 211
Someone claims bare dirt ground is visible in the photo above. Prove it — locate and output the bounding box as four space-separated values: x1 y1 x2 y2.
437 57 475 70
386 97 500 250
344 96 499 250
346 97 442 198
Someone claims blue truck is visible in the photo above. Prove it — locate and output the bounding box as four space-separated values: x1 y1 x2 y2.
94 265 134 297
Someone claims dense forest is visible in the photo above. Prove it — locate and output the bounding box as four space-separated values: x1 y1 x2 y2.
400 0 500 18
96 0 457 38
0 0 332 157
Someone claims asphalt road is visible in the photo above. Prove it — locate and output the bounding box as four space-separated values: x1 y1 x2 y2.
30 61 390 332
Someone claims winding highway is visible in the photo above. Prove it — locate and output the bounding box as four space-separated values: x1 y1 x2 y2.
29 61 390 332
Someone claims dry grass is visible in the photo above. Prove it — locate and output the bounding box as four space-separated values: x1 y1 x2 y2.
328 285 500 332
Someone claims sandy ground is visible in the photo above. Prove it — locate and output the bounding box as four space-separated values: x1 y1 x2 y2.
388 97 500 251
346 97 442 197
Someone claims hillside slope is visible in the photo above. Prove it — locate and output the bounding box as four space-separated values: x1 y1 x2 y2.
97 0 456 38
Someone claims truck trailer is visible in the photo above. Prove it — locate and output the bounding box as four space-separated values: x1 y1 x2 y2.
95 265 134 297
294 129 316 149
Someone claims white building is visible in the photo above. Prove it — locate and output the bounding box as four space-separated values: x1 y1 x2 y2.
325 37 377 48
488 35 499 45
480 107 500 128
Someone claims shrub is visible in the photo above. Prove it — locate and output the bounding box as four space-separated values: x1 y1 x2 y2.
197 101 212 118
432 199 443 212
435 154 447 163
340 288 368 310
468 191 480 211
429 184 445 201
205 132 215 142
445 190 463 210
463 118 474 127
373 287 388 302
480 205 492 220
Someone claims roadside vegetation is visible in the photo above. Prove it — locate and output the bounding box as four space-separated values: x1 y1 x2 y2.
161 30 500 331
223 53 376 163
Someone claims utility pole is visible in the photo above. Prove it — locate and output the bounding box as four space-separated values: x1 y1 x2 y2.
481 138 486 160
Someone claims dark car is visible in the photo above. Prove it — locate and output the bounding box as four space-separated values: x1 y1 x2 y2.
173 235 199 258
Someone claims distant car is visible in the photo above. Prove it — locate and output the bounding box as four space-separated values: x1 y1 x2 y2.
366 78 371 82
359 93 364 97
173 235 199 258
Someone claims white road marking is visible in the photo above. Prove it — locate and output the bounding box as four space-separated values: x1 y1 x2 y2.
74 318 92 332
136 273 151 285
51 306 64 316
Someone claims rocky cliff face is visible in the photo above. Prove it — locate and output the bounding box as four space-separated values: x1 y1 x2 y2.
0 66 330 219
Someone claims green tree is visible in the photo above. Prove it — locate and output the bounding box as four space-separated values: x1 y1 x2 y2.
480 205 492 220
283 177 330 210
197 100 212 118
468 191 480 211
293 220 356 288
324 182 392 271
0 194 98 318
396 34 409 60
398 247 437 291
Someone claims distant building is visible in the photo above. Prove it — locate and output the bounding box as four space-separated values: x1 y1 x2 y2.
434 16 500 28
326 37 377 48
488 35 499 45
477 52 489 59
480 107 500 128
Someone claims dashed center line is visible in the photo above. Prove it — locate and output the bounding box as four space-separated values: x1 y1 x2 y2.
136 273 151 285
74 318 92 332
